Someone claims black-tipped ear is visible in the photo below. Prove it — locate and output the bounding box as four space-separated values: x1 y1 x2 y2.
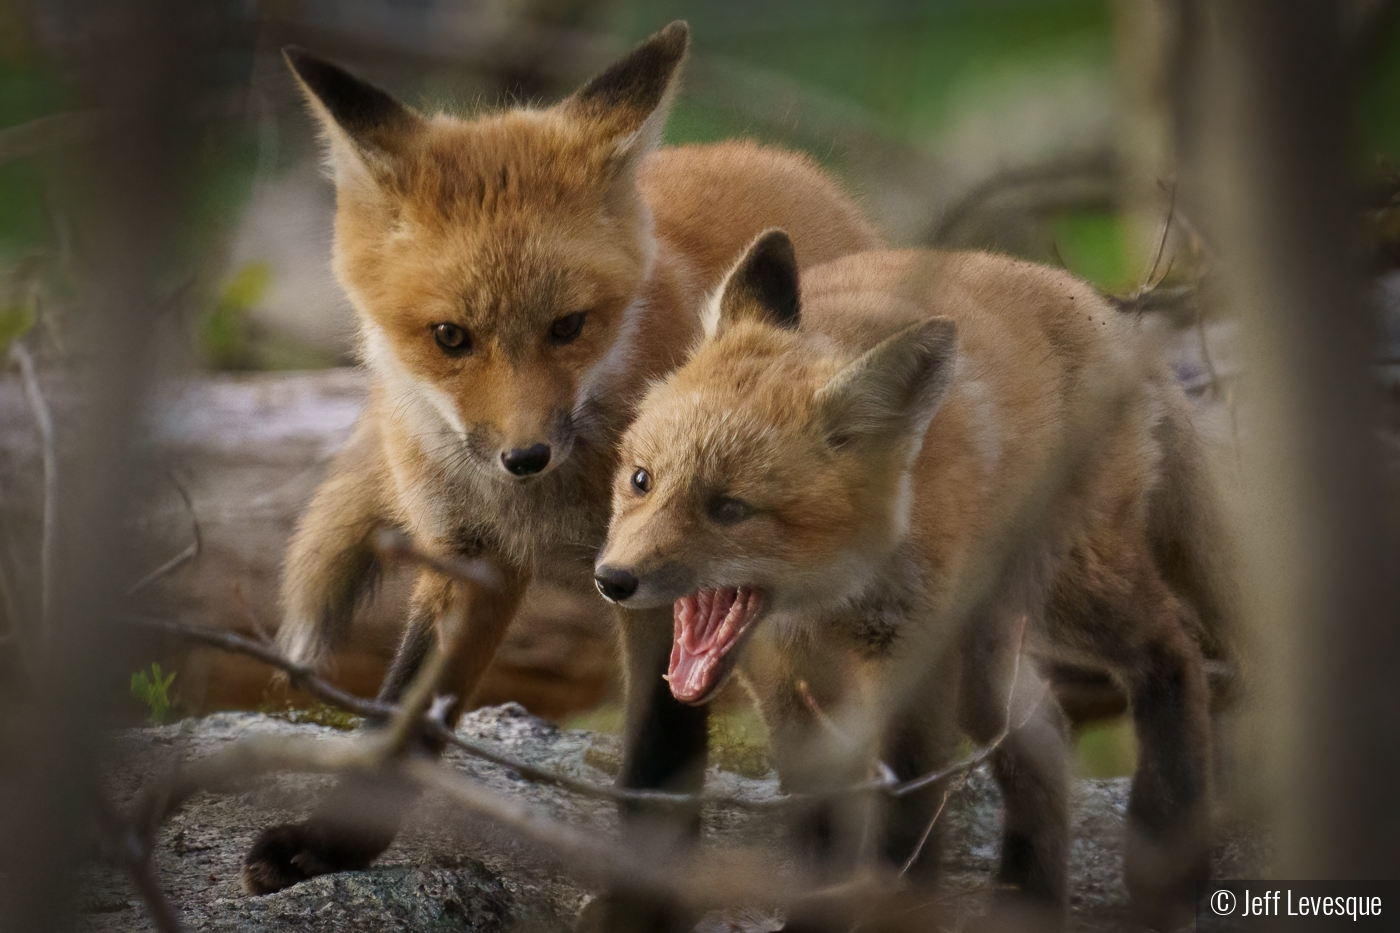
814 318 958 446
561 21 688 146
284 46 422 169
712 229 801 336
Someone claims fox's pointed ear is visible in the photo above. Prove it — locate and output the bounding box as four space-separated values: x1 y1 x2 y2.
284 47 423 185
705 229 801 339
815 318 958 447
560 21 688 159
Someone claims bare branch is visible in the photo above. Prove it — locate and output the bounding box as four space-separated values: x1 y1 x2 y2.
126 729 818 912
122 612 1022 813
8 341 56 637
95 802 185 933
122 613 393 719
1140 182 1177 291
126 473 203 596
924 153 1115 247
0 112 105 167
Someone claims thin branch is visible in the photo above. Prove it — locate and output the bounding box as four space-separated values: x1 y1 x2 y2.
9 341 56 638
1141 182 1177 291
0 487 34 684
122 614 392 719
924 153 1115 247
899 786 955 877
126 473 202 596
122 612 1021 813
127 729 820 913
95 802 184 933
0 112 105 166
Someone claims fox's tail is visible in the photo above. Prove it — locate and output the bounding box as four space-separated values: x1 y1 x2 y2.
277 419 391 670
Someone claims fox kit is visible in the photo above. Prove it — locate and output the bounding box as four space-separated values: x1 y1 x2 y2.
242 24 880 912
596 231 1228 930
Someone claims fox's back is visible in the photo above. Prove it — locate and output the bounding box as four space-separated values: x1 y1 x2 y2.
641 141 878 281
798 250 1170 575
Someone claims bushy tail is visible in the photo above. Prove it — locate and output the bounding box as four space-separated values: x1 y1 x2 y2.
277 420 390 670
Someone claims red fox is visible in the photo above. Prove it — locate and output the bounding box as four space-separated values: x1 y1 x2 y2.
240 23 881 921
595 230 1230 930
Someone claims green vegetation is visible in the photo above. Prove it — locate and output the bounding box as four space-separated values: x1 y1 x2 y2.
130 663 178 725
1073 717 1137 779
1053 209 1132 292
201 261 271 369
0 301 32 352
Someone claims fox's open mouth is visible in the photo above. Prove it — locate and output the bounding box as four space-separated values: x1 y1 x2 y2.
667 586 763 705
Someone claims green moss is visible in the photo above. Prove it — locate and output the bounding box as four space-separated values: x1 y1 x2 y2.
262 699 364 732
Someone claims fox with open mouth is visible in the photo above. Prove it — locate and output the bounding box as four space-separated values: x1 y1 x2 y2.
595 230 1230 930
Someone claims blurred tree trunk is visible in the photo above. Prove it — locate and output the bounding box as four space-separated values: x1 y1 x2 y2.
1190 0 1400 878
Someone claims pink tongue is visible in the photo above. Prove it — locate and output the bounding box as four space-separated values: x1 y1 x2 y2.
668 586 762 705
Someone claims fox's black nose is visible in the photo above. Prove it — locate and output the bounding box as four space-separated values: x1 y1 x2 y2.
594 566 639 603
502 444 551 476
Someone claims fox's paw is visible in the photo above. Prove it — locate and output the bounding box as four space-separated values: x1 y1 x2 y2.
241 822 354 895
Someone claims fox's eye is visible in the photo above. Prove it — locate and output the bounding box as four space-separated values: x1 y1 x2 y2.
432 323 472 355
548 312 586 345
631 468 651 495
709 496 753 526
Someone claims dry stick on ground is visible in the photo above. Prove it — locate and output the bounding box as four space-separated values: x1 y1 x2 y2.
9 341 55 638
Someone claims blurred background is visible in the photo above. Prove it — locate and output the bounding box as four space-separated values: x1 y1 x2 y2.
2 0 1399 784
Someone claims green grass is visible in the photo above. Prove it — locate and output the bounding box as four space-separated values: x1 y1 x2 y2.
1073 717 1137 779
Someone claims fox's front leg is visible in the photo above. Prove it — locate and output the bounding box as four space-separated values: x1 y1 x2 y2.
277 419 391 669
242 560 528 895
959 611 1070 931
587 605 708 933
749 670 878 933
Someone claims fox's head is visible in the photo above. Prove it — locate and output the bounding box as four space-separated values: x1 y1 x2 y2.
288 24 688 481
594 231 958 704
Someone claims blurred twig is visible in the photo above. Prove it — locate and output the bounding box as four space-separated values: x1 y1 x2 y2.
125 724 821 913
96 801 185 933
126 473 202 596
8 341 55 638
123 602 1021 813
0 112 106 167
923 153 1115 248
